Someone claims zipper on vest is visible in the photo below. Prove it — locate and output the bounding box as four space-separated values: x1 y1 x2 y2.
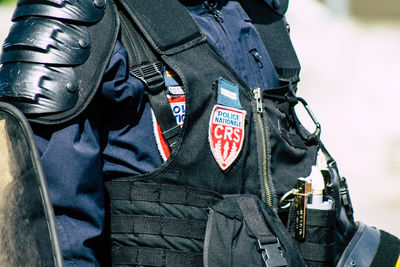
203 1 223 22
253 87 274 207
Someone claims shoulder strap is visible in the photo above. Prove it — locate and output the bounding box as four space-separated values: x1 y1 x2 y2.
237 196 289 267
116 0 207 151
238 0 301 82
117 0 206 56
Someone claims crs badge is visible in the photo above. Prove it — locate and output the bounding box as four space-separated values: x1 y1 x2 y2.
209 78 246 171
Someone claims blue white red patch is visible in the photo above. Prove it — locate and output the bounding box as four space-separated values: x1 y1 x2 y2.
209 78 246 170
209 105 246 170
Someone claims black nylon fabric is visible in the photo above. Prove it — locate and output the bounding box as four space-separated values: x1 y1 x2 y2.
105 0 318 265
370 230 400 267
263 84 318 198
203 195 305 267
296 209 337 266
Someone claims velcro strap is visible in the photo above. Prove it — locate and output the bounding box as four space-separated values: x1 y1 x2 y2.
106 181 222 207
305 209 336 227
111 215 206 240
298 242 335 262
237 196 288 267
112 246 203 266
237 196 276 244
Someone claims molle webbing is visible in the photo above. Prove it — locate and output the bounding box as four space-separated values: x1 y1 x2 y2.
297 209 337 266
112 247 203 266
106 181 222 266
106 181 222 207
111 215 206 240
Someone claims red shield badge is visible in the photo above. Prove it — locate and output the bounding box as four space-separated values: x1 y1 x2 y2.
209 105 246 170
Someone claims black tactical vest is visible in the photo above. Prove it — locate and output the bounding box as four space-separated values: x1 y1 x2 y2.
104 0 318 265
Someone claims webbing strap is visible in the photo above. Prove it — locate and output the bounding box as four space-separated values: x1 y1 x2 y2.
111 215 206 240
147 88 181 149
298 242 335 262
106 181 222 207
305 209 336 227
113 246 203 266
237 197 276 244
118 8 158 70
116 0 206 55
237 196 288 267
238 0 301 81
118 1 185 151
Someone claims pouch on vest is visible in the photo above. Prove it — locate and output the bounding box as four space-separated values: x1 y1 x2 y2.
203 195 305 267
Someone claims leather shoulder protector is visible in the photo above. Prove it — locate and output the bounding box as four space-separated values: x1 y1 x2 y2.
0 0 119 124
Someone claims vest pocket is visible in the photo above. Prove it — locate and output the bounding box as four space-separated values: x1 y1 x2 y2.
105 180 222 266
203 194 305 267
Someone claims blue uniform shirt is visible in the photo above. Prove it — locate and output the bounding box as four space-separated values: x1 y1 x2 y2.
33 1 280 265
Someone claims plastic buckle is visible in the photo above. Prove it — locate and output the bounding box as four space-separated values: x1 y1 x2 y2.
131 62 165 94
257 239 288 267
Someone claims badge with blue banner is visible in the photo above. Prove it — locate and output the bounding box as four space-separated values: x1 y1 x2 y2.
209 78 246 170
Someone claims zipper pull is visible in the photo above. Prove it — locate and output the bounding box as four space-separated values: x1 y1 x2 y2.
250 49 263 68
253 87 263 113
204 1 223 22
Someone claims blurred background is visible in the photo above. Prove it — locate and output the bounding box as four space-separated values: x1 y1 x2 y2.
287 0 400 236
0 0 399 236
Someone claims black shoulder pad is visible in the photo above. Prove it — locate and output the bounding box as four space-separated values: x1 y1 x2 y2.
0 0 119 125
13 0 106 23
263 0 289 16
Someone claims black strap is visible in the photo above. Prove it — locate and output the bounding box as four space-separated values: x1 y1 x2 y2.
146 86 182 149
112 246 203 266
298 242 335 262
111 215 206 240
119 5 181 151
117 0 206 56
118 8 158 70
106 181 222 207
238 0 301 82
305 209 336 228
237 196 288 267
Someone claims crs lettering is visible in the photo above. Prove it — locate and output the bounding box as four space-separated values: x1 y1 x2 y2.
214 125 241 142
209 105 246 170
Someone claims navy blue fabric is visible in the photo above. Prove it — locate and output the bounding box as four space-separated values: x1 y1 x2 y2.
187 0 280 89
33 1 280 265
